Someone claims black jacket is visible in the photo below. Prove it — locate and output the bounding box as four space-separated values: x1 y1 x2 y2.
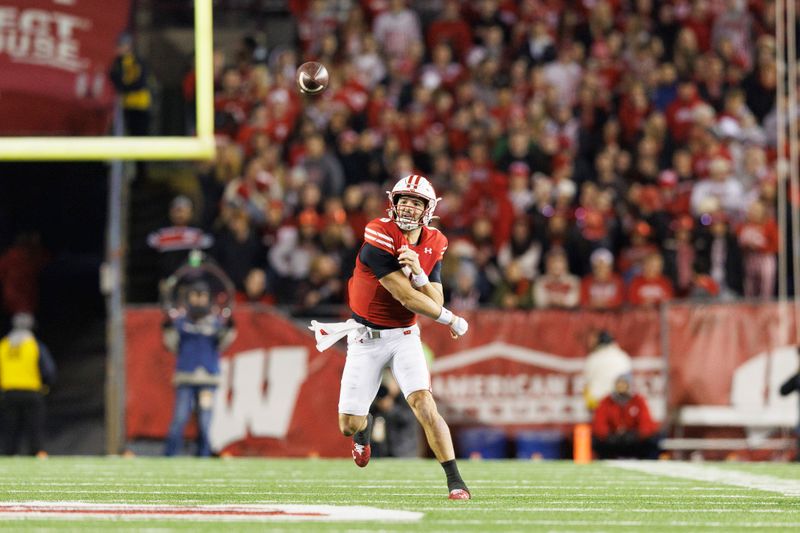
693 229 744 295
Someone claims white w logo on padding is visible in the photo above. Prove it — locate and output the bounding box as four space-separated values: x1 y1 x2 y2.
210 347 308 451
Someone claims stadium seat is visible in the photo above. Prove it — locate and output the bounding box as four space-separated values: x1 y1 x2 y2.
457 428 508 459
515 430 564 460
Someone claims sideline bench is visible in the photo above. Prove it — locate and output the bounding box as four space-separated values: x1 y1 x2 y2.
664 406 797 457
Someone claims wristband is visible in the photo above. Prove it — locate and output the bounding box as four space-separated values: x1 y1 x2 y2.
411 271 429 288
436 307 454 325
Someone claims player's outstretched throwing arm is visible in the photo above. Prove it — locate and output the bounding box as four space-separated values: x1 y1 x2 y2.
379 270 468 338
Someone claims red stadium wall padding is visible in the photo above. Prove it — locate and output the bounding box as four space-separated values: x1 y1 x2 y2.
667 302 799 407
419 309 665 430
0 0 132 135
125 306 350 458
126 303 800 456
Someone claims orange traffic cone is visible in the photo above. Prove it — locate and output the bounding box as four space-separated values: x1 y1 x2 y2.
573 423 592 464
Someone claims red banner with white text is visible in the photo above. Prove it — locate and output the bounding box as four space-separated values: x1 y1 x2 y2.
0 0 131 134
126 304 800 457
125 306 350 458
420 309 666 429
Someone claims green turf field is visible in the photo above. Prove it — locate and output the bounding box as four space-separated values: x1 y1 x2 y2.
0 457 799 532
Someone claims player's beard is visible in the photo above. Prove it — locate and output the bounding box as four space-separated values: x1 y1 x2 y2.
395 206 423 231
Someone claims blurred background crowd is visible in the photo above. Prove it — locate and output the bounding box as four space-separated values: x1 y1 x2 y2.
136 0 784 318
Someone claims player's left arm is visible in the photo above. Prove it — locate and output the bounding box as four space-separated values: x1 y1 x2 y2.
412 260 444 305
397 245 445 306
424 281 444 306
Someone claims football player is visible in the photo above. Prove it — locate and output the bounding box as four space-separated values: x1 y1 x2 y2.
310 175 471 500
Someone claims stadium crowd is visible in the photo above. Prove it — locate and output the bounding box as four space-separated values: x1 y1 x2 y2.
160 0 784 315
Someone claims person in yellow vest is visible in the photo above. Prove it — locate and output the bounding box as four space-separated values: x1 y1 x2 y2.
0 313 56 457
109 33 152 137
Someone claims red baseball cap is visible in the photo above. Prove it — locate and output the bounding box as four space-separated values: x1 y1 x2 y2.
633 221 652 237
658 170 678 188
453 158 472 172
509 161 531 177
298 209 320 228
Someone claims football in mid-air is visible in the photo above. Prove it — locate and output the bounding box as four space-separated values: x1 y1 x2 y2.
296 61 329 95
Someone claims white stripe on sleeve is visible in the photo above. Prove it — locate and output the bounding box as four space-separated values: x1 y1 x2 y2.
364 234 395 250
364 227 395 243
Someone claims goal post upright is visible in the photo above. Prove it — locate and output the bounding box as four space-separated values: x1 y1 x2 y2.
0 0 215 162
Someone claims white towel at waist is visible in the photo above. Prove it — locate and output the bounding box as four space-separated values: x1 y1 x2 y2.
308 318 363 351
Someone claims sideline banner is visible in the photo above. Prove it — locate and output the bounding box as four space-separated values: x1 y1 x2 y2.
420 310 666 427
0 1 131 134
125 306 350 457
127 303 799 457
666 302 798 421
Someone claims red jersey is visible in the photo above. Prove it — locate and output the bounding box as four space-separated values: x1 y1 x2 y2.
666 97 703 144
737 220 779 254
348 217 448 328
580 274 624 310
627 275 674 306
592 394 659 439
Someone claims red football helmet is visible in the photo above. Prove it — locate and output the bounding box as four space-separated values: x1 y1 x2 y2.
387 175 440 231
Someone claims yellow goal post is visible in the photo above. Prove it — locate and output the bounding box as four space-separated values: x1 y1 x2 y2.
0 0 215 161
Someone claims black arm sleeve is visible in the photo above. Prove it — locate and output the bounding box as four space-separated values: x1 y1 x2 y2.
779 373 800 396
359 244 402 279
429 261 442 284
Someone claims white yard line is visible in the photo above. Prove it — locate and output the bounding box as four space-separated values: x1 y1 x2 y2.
0 502 422 523
608 461 800 497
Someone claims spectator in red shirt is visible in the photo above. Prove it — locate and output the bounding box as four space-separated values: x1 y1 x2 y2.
147 196 213 284
581 248 624 310
618 222 659 282
214 68 250 139
295 0 338 55
684 0 713 52
619 82 651 145
666 79 703 145
426 0 472 62
592 374 661 459
0 233 48 316
627 252 674 306
737 199 778 298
